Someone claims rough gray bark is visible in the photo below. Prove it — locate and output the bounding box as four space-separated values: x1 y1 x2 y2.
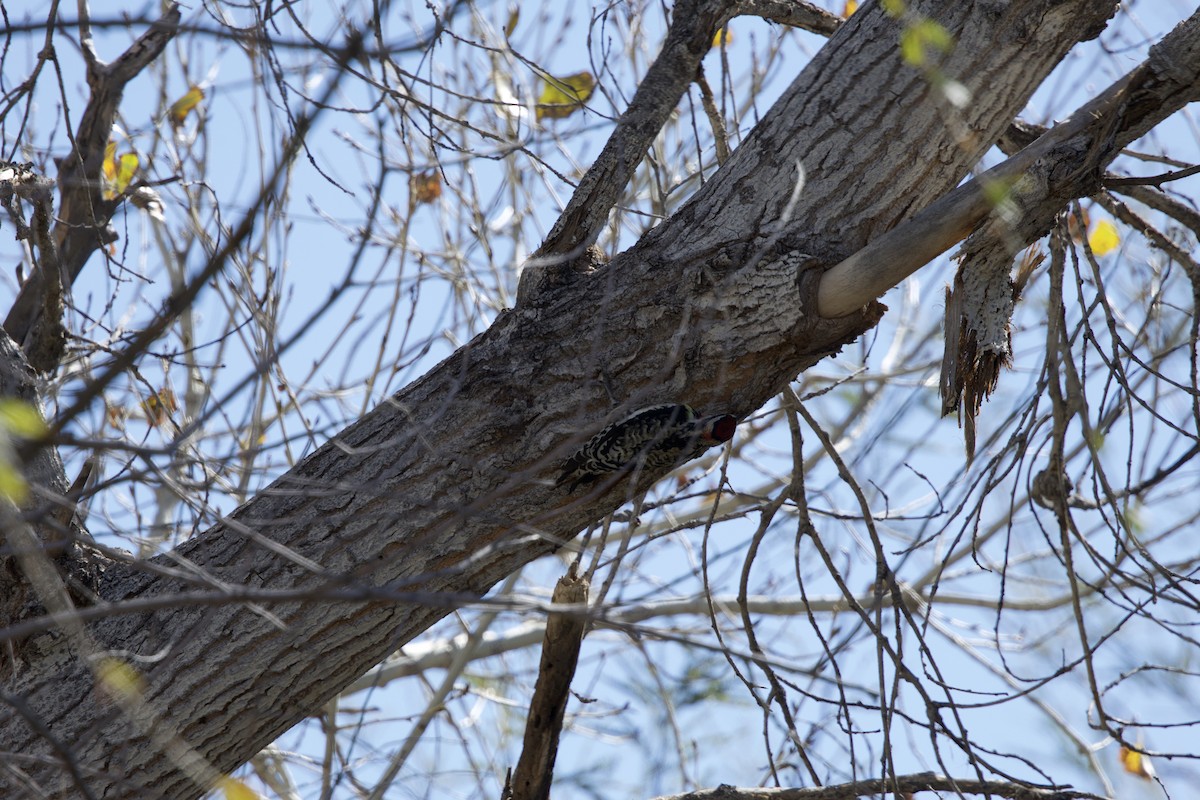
819 8 1200 317
0 1 1125 797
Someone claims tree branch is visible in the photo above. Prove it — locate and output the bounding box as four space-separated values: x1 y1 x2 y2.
4 3 181 357
729 0 841 34
0 2 1130 795
648 772 1109 800
508 567 589 800
517 0 734 304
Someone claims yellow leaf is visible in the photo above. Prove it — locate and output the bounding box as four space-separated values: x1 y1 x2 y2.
219 776 263 800
0 399 39 502
899 31 923 65
881 0 906 16
96 657 145 701
712 27 732 47
0 399 46 438
409 170 442 205
1088 219 1120 256
101 145 139 201
981 176 1015 207
504 7 519 38
843 0 858 16
116 153 138 192
141 387 178 427
1119 745 1155 780
170 86 205 127
239 430 268 451
535 71 595 121
105 401 128 429
102 141 118 185
0 463 28 504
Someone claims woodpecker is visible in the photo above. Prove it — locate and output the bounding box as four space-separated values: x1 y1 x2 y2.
556 404 737 491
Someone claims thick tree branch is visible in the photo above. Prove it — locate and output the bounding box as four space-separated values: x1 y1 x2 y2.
0 162 63 375
0 2 1127 796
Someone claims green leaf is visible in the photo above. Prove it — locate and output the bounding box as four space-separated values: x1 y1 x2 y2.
0 399 46 438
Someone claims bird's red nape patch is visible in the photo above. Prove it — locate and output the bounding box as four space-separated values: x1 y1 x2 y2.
710 415 737 442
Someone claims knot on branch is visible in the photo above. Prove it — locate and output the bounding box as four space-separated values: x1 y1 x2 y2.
515 243 609 308
0 163 67 372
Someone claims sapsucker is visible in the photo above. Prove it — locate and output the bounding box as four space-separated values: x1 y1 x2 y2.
556 403 737 491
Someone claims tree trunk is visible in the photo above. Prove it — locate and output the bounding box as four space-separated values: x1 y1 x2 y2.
0 1 1123 797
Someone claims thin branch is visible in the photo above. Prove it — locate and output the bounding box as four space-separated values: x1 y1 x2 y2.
648 772 1109 800
1103 161 1200 188
729 0 841 35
